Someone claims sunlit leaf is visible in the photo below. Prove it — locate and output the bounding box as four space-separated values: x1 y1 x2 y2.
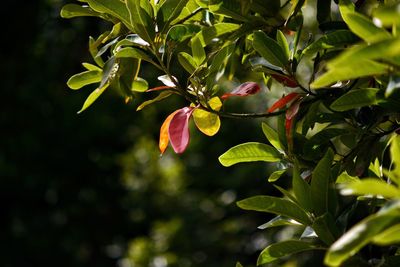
157 0 189 33
330 88 378 111
77 83 109 114
191 36 206 66
126 0 155 43
221 82 261 100
373 3 400 27
115 47 156 65
262 122 283 151
258 215 302 229
178 52 198 74
324 201 400 267
67 70 102 90
168 107 194 154
311 60 388 89
257 240 317 265
77 57 117 113
341 179 400 199
137 91 172 111
372 224 400 245
339 0 391 43
193 97 222 136
276 30 290 62
219 142 282 167
60 3 101 18
86 0 132 28
237 195 311 225
131 77 149 92
268 169 286 183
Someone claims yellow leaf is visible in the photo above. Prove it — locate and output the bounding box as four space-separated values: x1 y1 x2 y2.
193 97 222 136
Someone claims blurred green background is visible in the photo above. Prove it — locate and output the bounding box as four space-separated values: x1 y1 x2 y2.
2 1 281 266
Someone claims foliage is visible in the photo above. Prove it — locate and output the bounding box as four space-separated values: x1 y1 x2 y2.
62 0 400 266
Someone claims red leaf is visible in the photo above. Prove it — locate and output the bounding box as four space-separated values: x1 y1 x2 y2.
147 85 174 92
267 92 300 113
168 107 194 154
221 82 261 100
285 98 302 120
271 74 298 88
159 110 180 155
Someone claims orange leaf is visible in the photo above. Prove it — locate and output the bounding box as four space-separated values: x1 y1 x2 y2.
267 92 300 113
159 110 179 154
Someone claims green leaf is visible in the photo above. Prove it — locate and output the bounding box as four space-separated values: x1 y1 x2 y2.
78 83 110 114
330 88 379 111
126 0 155 43
194 23 241 47
341 178 400 199
191 36 206 66
208 0 248 22
253 31 288 69
77 57 117 113
115 47 155 65
237 195 311 225
178 52 198 74
302 30 358 55
329 38 400 69
208 43 235 75
339 0 391 43
311 149 334 216
67 70 102 90
157 0 189 33
86 0 131 28
336 171 359 184
276 30 290 62
257 240 318 265
304 128 347 156
390 135 400 181
60 3 101 18
373 3 400 27
235 262 243 267
324 201 400 267
219 142 282 167
261 122 283 151
258 215 302 229
292 164 312 212
268 169 286 183
311 59 388 88
372 224 400 245
82 62 102 71
131 77 149 92
136 91 172 111
312 213 338 245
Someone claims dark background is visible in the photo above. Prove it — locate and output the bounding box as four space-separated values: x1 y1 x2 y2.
2 1 276 266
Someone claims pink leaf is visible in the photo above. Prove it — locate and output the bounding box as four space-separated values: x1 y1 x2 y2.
221 82 261 100
267 92 300 113
168 107 194 154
